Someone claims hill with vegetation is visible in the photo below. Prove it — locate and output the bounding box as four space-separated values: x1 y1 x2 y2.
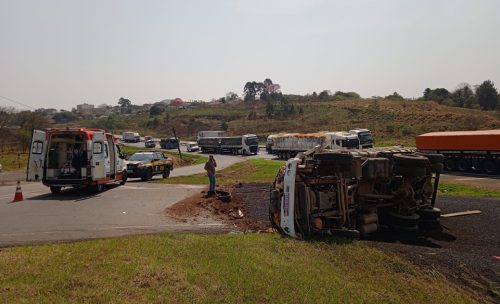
75 98 500 146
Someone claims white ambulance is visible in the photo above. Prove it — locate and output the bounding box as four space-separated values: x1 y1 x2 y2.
27 128 128 194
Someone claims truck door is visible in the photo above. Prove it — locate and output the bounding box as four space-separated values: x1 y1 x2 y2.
92 132 106 180
27 129 47 181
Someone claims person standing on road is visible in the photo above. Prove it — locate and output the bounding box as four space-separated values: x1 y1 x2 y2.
204 155 217 196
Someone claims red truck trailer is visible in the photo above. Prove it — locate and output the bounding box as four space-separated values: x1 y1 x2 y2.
416 130 500 174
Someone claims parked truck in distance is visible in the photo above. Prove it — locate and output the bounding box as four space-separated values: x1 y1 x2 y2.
198 134 259 155
122 131 141 143
416 130 500 174
160 137 179 149
349 128 374 148
271 131 361 159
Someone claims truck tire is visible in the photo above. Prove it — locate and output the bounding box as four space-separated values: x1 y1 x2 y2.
393 165 426 177
430 163 444 173
415 152 444 164
393 154 430 168
163 167 171 178
50 186 61 194
419 219 441 230
456 159 471 172
313 152 353 165
416 207 441 220
386 211 420 227
481 160 498 175
444 159 456 171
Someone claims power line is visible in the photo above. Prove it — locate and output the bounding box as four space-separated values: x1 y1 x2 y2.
0 95 36 110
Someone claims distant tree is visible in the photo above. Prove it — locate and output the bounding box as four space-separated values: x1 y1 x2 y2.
298 106 304 114
311 91 318 99
225 92 239 102
332 91 360 100
0 106 14 129
451 83 475 108
118 97 132 113
149 104 164 116
265 101 275 118
421 88 450 103
221 121 229 131
52 111 77 123
423 88 432 100
318 90 331 100
385 92 404 100
218 97 226 104
476 80 498 110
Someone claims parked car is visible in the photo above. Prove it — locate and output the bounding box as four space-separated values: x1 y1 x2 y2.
186 142 199 152
126 151 173 181
145 140 156 148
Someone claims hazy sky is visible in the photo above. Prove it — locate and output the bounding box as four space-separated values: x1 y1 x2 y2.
1 0 499 110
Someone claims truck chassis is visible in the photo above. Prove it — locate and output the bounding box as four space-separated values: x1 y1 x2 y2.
270 148 444 238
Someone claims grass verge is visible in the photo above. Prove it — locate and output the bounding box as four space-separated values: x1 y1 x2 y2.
154 159 283 186
0 233 476 303
438 182 500 198
0 151 28 172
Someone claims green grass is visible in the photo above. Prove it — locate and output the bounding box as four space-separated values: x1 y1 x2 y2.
154 159 283 186
438 182 500 198
0 233 476 303
0 150 28 171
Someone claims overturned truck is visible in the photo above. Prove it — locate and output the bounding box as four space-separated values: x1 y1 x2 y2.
269 147 444 238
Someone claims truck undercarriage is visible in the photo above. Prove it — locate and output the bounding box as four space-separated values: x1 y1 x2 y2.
269 148 444 238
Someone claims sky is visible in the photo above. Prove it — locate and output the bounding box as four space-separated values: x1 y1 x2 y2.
1 0 499 110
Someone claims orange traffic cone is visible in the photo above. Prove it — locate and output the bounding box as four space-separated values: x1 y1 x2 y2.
12 180 24 202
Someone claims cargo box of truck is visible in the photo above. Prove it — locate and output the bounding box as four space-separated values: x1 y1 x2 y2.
416 130 500 174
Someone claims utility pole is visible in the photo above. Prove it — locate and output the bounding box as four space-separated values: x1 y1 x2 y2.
172 127 182 160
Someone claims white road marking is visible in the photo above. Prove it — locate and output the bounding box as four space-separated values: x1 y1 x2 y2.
455 178 488 181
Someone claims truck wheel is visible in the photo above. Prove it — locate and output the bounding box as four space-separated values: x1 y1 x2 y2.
393 154 430 168
444 159 456 171
416 207 441 220
456 159 471 172
415 152 444 164
162 167 170 178
481 160 498 175
419 219 441 230
120 170 127 185
393 165 426 177
50 186 61 194
430 163 444 173
386 211 420 227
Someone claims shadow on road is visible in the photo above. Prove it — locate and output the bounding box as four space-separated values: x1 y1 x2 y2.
365 227 457 248
27 184 119 202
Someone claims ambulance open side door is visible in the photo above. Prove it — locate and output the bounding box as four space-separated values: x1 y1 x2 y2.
27 129 47 182
92 132 106 180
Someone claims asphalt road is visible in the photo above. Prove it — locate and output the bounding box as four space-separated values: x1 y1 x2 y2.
0 181 227 247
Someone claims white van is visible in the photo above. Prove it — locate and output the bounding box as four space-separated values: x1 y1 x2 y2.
27 128 127 193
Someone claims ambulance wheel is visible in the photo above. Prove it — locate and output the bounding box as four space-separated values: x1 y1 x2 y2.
120 171 127 185
50 186 61 194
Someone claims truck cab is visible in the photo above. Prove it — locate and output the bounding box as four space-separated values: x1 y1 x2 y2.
326 132 360 149
349 128 374 148
27 128 127 193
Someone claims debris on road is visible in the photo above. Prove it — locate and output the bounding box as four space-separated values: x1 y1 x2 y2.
441 210 482 218
166 185 270 232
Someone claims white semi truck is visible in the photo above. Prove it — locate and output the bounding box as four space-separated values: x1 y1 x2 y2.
349 128 374 148
271 131 361 159
198 134 259 155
